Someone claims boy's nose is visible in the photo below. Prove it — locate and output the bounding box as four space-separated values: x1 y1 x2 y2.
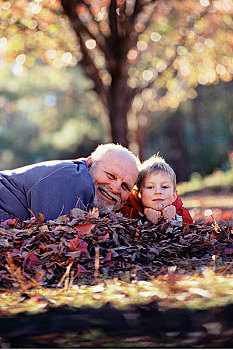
154 186 162 193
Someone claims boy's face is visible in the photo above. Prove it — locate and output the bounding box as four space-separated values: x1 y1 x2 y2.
140 172 178 211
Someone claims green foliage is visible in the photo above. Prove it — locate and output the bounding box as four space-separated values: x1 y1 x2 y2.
177 166 233 195
0 62 107 170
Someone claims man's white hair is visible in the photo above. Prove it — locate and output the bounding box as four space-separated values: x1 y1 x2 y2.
90 143 140 166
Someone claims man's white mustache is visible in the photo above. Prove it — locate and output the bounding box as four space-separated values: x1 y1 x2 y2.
97 186 121 205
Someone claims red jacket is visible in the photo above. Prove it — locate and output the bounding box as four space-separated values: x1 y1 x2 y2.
121 189 193 224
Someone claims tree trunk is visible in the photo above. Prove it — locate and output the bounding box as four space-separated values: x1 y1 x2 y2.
169 114 189 182
107 70 132 147
135 115 149 161
192 91 205 175
108 89 129 147
109 109 128 146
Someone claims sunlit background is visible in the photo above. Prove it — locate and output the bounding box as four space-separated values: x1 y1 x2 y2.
0 0 232 183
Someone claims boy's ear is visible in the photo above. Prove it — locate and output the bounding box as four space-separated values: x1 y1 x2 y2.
86 156 93 169
173 189 178 202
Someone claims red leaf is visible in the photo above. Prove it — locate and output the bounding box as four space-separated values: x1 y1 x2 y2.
68 237 88 256
77 264 90 276
38 243 46 252
102 251 112 263
75 223 95 236
97 233 109 243
0 219 18 228
77 240 89 256
68 237 80 251
23 252 39 271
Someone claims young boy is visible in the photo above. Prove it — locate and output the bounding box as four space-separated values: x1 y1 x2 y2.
121 155 193 225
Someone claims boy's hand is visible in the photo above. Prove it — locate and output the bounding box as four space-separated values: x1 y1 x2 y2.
162 205 176 221
144 208 162 224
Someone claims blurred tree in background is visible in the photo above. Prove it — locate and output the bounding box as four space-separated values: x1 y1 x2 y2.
0 62 106 169
1 0 232 155
147 81 233 181
60 0 233 159
0 0 232 180
0 60 232 181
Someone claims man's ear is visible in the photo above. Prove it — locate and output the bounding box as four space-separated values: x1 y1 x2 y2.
86 156 93 169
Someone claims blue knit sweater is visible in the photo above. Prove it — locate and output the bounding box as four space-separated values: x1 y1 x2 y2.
0 159 95 222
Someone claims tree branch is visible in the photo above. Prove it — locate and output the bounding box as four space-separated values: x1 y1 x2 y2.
61 0 108 56
60 0 109 107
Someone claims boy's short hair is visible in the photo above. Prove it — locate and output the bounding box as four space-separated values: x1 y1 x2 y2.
136 155 176 190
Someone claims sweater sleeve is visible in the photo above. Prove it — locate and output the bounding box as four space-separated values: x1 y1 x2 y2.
0 160 95 222
27 162 95 222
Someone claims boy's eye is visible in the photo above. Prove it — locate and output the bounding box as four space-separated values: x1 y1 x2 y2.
162 185 169 189
147 186 153 189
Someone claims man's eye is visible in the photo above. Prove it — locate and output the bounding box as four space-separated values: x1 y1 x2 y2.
122 183 130 192
106 172 115 179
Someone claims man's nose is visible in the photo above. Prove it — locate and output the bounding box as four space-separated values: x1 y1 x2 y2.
109 180 121 194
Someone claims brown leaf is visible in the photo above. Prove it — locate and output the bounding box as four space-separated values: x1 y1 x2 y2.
36 213 44 224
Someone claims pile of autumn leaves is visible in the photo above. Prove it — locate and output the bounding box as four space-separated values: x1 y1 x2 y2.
0 208 232 289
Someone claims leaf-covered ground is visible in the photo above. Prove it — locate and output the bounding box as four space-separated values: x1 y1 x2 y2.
0 202 232 348
0 207 232 289
2 271 233 347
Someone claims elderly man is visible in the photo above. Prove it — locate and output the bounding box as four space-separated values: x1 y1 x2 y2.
0 143 139 222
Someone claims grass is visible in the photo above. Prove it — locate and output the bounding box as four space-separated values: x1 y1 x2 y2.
182 195 233 209
177 165 233 196
2 268 233 316
2 270 233 348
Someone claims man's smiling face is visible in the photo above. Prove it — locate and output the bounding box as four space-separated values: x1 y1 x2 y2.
87 151 138 214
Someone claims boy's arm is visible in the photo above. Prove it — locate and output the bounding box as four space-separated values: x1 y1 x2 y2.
176 206 193 224
121 192 193 224
173 195 193 224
